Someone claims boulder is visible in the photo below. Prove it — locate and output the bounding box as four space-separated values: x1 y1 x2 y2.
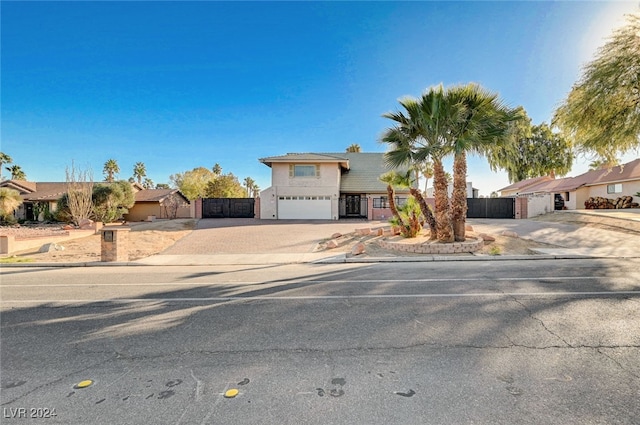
78 218 95 230
501 230 519 238
356 228 371 236
62 225 74 230
465 224 474 231
331 233 342 239
39 243 65 253
351 243 366 256
326 240 339 249
478 233 495 242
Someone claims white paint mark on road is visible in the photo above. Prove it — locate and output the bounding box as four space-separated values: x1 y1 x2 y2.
3 291 639 305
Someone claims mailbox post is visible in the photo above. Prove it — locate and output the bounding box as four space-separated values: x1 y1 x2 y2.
101 226 130 262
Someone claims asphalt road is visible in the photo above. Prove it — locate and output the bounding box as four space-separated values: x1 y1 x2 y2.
1 259 639 424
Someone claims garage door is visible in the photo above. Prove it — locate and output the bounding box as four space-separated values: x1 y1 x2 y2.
278 196 332 219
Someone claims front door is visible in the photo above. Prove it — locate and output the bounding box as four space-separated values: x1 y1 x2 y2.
345 195 361 216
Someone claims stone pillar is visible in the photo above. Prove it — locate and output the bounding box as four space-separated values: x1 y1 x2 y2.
101 226 130 262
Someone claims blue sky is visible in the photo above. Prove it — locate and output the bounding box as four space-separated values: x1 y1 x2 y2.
2 1 638 196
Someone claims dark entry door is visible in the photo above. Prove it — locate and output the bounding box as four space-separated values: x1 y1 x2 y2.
345 195 361 216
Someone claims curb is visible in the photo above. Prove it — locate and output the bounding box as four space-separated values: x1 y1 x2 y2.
2 253 632 268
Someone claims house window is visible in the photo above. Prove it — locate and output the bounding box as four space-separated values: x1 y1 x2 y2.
607 183 622 194
290 164 319 178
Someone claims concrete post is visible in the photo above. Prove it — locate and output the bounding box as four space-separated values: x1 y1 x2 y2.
101 226 130 262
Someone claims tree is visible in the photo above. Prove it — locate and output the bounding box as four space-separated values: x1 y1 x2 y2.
243 177 255 197
212 163 222 175
133 162 147 184
170 167 217 200
204 173 245 198
103 159 120 182
379 171 422 238
487 108 573 183
142 178 154 189
155 183 171 189
589 157 618 170
446 83 517 241
553 13 640 164
417 161 433 194
346 144 362 153
382 86 457 242
0 152 13 181
6 165 26 180
65 162 93 226
92 180 135 223
0 187 22 223
250 183 260 198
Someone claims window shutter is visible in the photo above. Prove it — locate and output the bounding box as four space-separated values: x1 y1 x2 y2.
289 165 294 178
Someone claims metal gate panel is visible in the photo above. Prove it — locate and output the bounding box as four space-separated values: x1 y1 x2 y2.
466 198 515 219
202 198 254 218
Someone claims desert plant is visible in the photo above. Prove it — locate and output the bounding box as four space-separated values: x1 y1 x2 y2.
0 187 22 223
389 196 423 238
92 181 135 223
65 162 94 226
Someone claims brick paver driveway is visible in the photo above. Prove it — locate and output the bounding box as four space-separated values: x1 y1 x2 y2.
161 218 380 255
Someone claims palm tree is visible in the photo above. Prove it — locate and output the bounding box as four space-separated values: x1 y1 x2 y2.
133 162 146 184
381 127 437 240
346 144 362 153
6 165 26 180
0 187 22 222
418 161 433 195
103 159 120 182
382 86 459 242
446 83 516 241
251 183 260 198
243 177 255 198
0 152 13 181
143 178 154 189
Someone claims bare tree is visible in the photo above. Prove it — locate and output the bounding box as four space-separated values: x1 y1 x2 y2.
65 161 94 226
162 193 181 219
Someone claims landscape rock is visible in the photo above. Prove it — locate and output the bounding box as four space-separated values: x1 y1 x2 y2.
479 233 496 242
331 233 342 239
39 243 65 253
351 242 366 256
62 225 74 230
326 240 339 249
465 224 474 231
501 230 519 238
78 219 95 230
356 228 371 236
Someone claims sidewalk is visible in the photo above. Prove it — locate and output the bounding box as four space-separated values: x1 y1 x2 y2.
3 211 640 267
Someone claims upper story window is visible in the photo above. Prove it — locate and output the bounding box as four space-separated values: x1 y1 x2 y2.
607 183 622 194
290 164 320 178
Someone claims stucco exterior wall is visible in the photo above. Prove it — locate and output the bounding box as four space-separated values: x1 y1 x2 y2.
260 163 341 219
526 193 553 217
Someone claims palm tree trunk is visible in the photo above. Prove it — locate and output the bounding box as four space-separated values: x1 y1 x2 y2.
409 187 437 240
451 151 468 242
433 158 454 243
387 184 407 232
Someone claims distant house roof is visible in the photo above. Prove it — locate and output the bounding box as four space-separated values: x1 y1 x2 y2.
134 189 190 204
0 180 146 202
498 176 554 193
502 158 640 194
259 152 409 193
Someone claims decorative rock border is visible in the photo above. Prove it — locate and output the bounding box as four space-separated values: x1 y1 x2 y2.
378 236 483 254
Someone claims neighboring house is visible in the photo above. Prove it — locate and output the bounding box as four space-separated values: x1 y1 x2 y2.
0 180 72 221
258 152 411 220
425 182 479 199
124 189 191 221
497 158 640 214
0 180 192 221
498 176 554 197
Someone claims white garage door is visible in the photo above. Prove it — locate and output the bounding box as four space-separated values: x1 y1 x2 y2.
278 196 332 219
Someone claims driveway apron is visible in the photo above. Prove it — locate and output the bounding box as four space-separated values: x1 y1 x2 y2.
160 218 375 255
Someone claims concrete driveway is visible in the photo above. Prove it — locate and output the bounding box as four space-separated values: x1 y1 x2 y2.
160 218 382 255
